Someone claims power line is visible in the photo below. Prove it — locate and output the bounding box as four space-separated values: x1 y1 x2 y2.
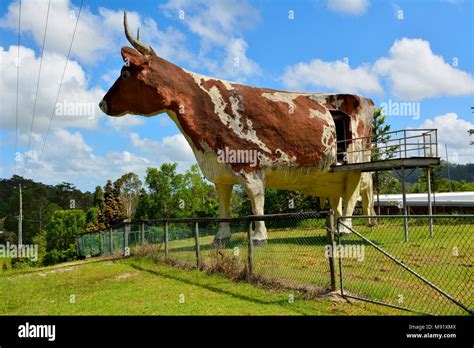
23 0 51 176
32 0 84 180
14 0 22 175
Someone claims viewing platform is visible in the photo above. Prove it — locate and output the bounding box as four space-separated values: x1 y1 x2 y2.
329 128 441 237
331 129 440 173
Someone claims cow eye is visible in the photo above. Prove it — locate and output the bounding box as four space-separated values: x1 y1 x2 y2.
121 70 131 80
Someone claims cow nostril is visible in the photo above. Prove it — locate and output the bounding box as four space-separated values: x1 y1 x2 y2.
99 100 108 113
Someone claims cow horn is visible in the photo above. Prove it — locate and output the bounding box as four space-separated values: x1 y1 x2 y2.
124 12 152 55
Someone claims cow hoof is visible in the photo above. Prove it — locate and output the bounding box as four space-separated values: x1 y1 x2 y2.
211 237 230 248
336 230 352 236
252 239 267 247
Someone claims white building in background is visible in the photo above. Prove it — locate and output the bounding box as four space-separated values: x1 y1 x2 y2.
368 192 474 214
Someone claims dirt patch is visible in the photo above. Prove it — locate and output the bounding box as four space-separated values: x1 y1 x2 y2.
38 267 75 277
114 272 138 281
322 291 347 304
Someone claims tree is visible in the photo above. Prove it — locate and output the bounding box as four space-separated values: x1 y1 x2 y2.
118 173 142 219
43 210 86 265
145 164 184 218
133 188 150 220
0 176 93 244
411 163 474 193
84 207 101 232
469 129 474 145
100 180 127 227
371 107 399 212
182 165 218 217
143 164 218 219
93 186 105 211
237 187 320 216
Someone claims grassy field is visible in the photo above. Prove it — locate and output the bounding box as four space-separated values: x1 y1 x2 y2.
153 219 473 315
0 256 394 315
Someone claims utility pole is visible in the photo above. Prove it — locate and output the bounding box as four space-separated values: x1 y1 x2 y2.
18 184 23 247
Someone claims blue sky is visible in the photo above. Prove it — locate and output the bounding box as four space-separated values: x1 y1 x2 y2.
0 0 473 191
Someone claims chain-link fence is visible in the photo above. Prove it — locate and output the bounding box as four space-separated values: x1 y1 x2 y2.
337 215 474 315
75 213 473 315
250 215 333 293
76 212 335 294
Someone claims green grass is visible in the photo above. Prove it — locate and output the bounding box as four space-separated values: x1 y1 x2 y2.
0 256 395 315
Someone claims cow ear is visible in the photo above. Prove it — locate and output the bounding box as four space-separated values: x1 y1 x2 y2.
121 47 148 67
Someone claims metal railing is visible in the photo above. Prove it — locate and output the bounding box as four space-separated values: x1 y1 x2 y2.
336 129 438 164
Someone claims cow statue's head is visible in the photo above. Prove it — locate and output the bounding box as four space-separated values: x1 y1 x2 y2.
99 12 174 117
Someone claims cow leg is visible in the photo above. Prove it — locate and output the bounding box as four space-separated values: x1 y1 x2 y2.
340 172 362 234
213 183 233 243
360 189 370 220
361 176 376 226
239 172 267 244
320 196 328 210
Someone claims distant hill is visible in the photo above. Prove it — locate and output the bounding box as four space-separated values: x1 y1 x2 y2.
405 162 474 183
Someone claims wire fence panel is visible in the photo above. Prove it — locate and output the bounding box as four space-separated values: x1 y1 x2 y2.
77 233 101 257
337 215 473 315
112 227 125 255
199 220 249 278
127 222 142 249
252 216 331 294
166 222 197 267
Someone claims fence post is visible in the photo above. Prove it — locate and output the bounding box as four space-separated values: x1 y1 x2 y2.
401 167 409 242
109 227 113 255
247 221 254 277
326 210 337 292
75 237 80 258
194 222 201 268
99 232 102 255
164 221 169 259
427 168 433 238
140 222 145 245
124 223 130 256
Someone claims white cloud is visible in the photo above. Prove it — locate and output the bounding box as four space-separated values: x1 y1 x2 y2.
280 37 474 100
281 59 382 95
101 69 121 85
161 0 261 81
130 132 195 163
0 45 104 136
8 128 197 191
1 0 260 79
374 38 474 101
107 116 145 131
327 0 369 15
214 38 261 80
0 1 192 66
0 0 109 64
420 113 474 164
98 8 195 66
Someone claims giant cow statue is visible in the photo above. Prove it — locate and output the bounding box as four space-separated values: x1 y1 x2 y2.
100 13 375 244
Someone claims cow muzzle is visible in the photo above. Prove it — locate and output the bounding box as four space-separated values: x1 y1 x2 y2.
99 100 108 114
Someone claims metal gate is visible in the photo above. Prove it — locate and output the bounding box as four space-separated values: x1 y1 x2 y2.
336 215 473 315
